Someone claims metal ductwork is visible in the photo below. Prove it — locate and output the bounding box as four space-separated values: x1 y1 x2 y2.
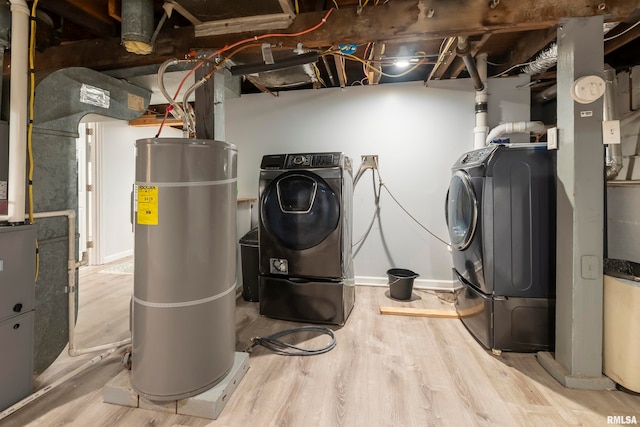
522 43 558 75
31 67 150 373
457 37 484 92
604 66 623 181
121 0 154 55
533 84 558 104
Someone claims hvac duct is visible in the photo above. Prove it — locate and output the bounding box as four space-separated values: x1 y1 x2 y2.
522 43 558 75
131 138 237 401
604 67 623 180
533 84 558 104
29 67 150 373
121 0 154 55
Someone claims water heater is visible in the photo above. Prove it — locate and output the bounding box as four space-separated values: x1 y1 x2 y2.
131 138 237 401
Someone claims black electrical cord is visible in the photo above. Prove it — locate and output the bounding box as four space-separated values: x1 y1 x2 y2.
246 326 336 356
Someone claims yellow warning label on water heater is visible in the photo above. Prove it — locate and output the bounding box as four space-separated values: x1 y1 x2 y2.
137 185 158 225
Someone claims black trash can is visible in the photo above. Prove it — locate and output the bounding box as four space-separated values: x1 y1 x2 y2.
239 228 259 302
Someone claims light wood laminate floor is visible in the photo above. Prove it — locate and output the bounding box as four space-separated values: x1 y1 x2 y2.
3 259 639 427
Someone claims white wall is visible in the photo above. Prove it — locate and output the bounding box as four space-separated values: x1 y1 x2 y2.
226 77 530 287
606 66 640 265
95 121 182 263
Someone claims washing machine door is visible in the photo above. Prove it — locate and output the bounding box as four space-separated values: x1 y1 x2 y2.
446 170 478 250
261 171 340 250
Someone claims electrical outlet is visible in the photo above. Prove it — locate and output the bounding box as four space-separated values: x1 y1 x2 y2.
602 120 621 145
547 127 558 150
361 155 378 169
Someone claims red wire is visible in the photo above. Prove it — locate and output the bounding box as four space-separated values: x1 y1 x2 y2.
156 8 335 136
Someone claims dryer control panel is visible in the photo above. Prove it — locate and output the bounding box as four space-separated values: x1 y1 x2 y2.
454 145 498 168
261 152 342 169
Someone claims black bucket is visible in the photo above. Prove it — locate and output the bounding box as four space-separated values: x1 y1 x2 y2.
387 268 419 300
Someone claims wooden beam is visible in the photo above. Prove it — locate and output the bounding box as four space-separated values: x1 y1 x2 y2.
278 0 296 17
195 13 294 37
20 0 640 76
129 115 182 127
492 27 558 76
39 0 117 38
427 36 457 82
367 43 385 84
108 0 122 22
191 0 639 48
334 54 347 87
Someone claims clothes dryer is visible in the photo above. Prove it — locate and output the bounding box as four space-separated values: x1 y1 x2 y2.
446 143 556 351
258 152 355 325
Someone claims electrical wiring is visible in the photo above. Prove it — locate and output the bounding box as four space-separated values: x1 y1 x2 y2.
353 171 381 256
29 0 40 282
246 326 336 356
362 42 372 78
313 63 327 87
294 0 299 14
27 0 39 226
604 19 640 42
331 52 428 78
489 60 536 78
157 8 336 137
353 160 451 255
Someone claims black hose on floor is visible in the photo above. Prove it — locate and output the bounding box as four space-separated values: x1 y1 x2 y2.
246 326 336 356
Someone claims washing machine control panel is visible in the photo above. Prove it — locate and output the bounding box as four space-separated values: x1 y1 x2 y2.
455 146 498 167
285 152 341 169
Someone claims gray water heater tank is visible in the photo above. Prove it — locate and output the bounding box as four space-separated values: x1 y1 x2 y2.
131 138 237 401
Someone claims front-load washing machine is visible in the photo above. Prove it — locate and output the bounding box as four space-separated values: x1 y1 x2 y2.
258 152 355 325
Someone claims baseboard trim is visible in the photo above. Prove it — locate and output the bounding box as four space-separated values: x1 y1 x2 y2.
355 276 458 292
103 249 134 264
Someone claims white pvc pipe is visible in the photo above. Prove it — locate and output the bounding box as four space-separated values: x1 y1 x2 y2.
485 121 546 145
473 53 489 149
7 0 29 222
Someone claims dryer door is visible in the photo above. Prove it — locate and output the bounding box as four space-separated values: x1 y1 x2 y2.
445 170 478 250
261 171 340 251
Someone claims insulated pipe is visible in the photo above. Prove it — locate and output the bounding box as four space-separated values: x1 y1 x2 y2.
7 0 29 223
473 53 489 149
485 121 546 145
457 37 484 92
603 67 623 181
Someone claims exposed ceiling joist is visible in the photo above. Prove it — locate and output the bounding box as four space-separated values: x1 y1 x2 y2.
367 43 385 85
22 0 640 77
604 21 640 54
192 0 638 47
445 33 491 78
39 0 117 38
428 37 457 82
